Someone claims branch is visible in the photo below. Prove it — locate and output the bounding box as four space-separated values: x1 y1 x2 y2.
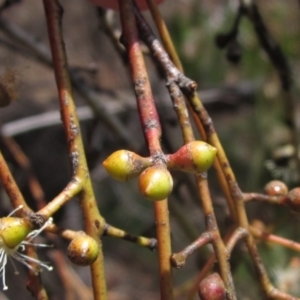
118 1 173 299
42 1 107 298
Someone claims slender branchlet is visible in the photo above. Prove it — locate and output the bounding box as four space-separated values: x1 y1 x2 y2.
42 1 107 299
118 1 173 299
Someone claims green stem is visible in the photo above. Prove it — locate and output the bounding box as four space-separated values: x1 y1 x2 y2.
42 1 107 299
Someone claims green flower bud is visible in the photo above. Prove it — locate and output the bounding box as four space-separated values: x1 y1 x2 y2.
138 166 173 201
0 217 33 249
167 141 217 174
68 233 99 266
103 150 151 182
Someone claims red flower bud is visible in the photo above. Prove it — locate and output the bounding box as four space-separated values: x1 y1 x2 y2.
103 150 151 182
168 141 217 174
198 273 226 300
138 166 173 201
264 180 288 196
285 188 300 213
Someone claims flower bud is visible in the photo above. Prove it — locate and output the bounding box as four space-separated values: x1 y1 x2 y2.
264 180 288 196
0 217 33 249
167 141 217 174
198 273 226 300
138 166 173 201
68 233 99 266
285 188 300 213
103 150 151 182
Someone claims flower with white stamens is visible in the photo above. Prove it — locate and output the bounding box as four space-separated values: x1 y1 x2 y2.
0 207 53 290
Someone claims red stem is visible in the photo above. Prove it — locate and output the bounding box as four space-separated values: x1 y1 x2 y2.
119 0 161 156
118 2 174 299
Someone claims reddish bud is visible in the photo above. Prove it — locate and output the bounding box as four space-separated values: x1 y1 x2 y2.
167 141 217 174
198 273 226 300
285 188 300 213
103 150 151 182
138 166 173 201
264 180 288 196
68 233 99 266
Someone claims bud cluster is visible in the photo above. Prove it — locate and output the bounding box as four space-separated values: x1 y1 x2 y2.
264 181 300 213
103 141 217 201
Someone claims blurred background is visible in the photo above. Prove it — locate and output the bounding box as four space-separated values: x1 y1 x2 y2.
0 0 299 299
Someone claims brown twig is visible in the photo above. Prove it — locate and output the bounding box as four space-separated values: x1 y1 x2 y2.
0 17 136 149
25 245 49 300
42 1 107 299
103 224 157 250
145 0 183 71
0 149 30 213
118 1 173 299
250 226 300 253
171 232 212 269
49 250 93 300
133 3 236 298
139 1 299 299
243 192 284 204
1 136 46 208
0 138 52 297
134 2 238 223
184 226 237 300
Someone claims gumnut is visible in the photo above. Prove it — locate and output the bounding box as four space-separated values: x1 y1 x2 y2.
198 273 226 300
264 180 288 196
103 150 151 182
68 233 99 266
87 0 164 10
285 188 300 213
138 165 173 201
0 217 33 249
167 141 217 174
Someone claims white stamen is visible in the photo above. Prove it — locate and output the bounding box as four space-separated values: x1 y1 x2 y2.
7 205 24 217
0 214 53 290
27 217 53 241
12 253 53 272
8 255 19 275
0 251 8 290
22 241 53 248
